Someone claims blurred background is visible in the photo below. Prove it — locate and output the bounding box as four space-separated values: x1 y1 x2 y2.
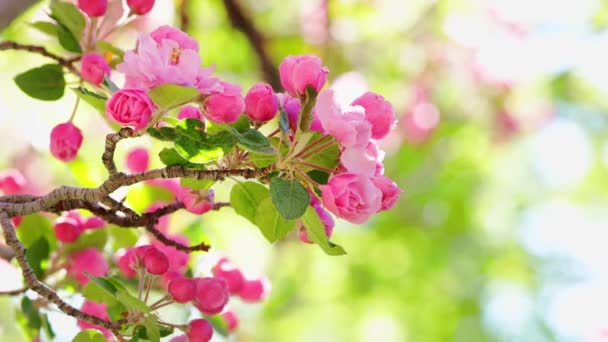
2 0 608 341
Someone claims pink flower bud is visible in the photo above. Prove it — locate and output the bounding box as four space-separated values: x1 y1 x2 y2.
68 248 109 285
83 216 105 230
152 237 190 272
117 248 138 278
78 0 107 17
143 246 169 275
127 0 155 15
177 105 203 120
299 205 334 244
150 25 198 51
0 169 26 194
193 277 230 315
212 258 244 294
187 319 213 342
50 122 83 162
244 83 278 122
77 301 112 339
239 277 271 303
179 188 214 215
54 216 82 243
161 271 184 290
202 82 245 124
126 147 149 173
80 53 111 86
351 92 396 140
308 189 321 208
321 173 382 224
279 55 328 98
281 94 301 131
371 175 401 211
106 89 157 131
168 277 196 303
222 310 239 332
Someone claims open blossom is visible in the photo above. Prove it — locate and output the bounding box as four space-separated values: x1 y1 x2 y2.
150 25 198 51
80 53 111 86
351 92 396 140
279 55 328 97
322 173 382 224
371 175 401 211
50 122 83 162
340 142 383 177
127 0 155 15
245 83 278 122
316 90 371 148
68 248 109 285
106 89 156 130
202 82 245 124
117 31 201 90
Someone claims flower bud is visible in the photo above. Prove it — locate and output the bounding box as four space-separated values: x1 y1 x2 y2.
54 216 82 243
78 0 107 17
127 0 155 15
239 277 271 303
351 92 396 139
202 82 244 124
0 169 26 194
143 247 169 275
193 277 229 315
106 89 156 131
68 248 109 285
50 122 83 162
187 319 213 342
371 175 401 212
279 55 328 98
117 248 138 278
83 216 105 230
222 310 239 332
179 188 214 215
80 53 111 86
244 83 278 122
126 147 149 173
177 105 203 120
168 277 196 303
212 258 244 294
77 301 112 339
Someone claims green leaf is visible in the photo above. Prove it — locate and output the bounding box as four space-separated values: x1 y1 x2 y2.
86 274 119 295
290 132 315 157
173 120 237 163
206 114 249 135
21 297 42 331
29 21 58 37
249 151 278 167
229 128 274 154
108 225 139 250
147 127 177 141
42 313 56 339
56 23 82 53
254 198 296 242
103 75 119 93
136 323 173 339
148 84 199 110
126 182 175 212
158 148 207 169
116 290 150 313
72 329 107 342
230 182 270 222
143 315 160 342
14 64 66 101
300 206 346 256
307 170 330 185
26 237 50 278
83 278 119 304
50 1 85 40
63 229 108 254
72 87 107 112
204 314 229 337
270 178 310 220
180 177 214 190
17 214 56 251
302 135 340 171
279 108 290 135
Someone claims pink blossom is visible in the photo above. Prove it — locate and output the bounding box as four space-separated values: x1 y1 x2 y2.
244 83 278 122
222 310 239 332
54 215 82 243
239 277 271 303
145 202 170 233
0 169 26 194
168 277 196 303
279 55 328 98
150 25 198 51
351 92 396 140
83 216 105 230
152 236 190 272
187 319 213 342
78 0 107 17
117 33 201 90
78 301 112 339
340 144 380 177
50 122 83 162
299 205 334 244
127 0 155 15
177 105 203 120
68 248 109 285
143 246 169 275
371 175 401 211
321 173 382 224
126 147 149 173
280 94 301 131
212 258 244 294
179 188 214 215
202 82 245 124
316 90 371 148
117 248 138 278
193 277 230 315
80 53 111 86
106 89 156 130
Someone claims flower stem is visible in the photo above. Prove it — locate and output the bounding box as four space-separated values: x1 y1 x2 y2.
293 134 332 159
68 96 81 122
298 161 335 174
298 140 335 160
296 169 320 188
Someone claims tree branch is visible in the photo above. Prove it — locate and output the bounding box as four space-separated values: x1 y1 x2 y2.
0 41 80 76
102 127 140 175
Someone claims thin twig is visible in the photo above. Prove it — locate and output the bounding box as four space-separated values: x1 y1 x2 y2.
0 41 80 76
102 127 139 175
0 287 27 296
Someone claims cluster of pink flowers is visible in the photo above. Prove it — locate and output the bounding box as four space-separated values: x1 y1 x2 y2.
53 210 104 243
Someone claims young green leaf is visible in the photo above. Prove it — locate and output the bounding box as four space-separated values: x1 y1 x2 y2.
103 75 120 93
143 315 161 342
230 182 270 222
173 120 236 163
73 329 107 342
270 178 310 220
229 128 274 154
147 126 177 141
116 290 151 313
29 21 58 37
300 206 346 256
254 197 296 242
56 23 82 53
21 297 42 332
14 64 66 101
72 87 107 113
50 1 86 40
148 84 199 110
180 177 214 190
25 237 50 278
249 151 278 167
158 148 207 169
